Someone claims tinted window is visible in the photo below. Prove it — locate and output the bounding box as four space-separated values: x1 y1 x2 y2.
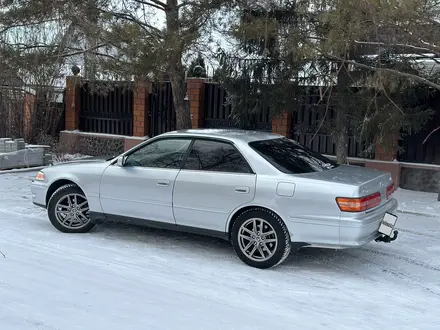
249 138 338 174
124 138 191 169
184 140 252 173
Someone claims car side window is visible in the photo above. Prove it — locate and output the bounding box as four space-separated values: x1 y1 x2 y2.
124 138 192 169
183 139 252 173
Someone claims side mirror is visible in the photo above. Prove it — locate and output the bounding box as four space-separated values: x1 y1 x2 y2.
116 156 125 167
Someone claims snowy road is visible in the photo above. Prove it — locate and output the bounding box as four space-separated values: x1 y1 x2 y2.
1 171 439 330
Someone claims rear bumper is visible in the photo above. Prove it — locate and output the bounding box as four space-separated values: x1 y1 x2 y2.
338 198 398 248
31 181 48 209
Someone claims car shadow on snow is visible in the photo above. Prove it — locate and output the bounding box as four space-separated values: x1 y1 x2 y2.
94 222 235 256
90 222 375 272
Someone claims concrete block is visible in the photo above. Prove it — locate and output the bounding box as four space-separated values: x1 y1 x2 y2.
14 138 25 150
5 141 15 152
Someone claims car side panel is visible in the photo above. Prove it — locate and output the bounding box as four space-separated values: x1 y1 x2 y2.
226 175 348 245
31 162 109 214
173 170 257 232
282 177 343 245
99 165 179 224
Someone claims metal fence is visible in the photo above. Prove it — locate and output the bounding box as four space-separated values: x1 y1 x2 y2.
204 83 272 131
0 89 25 138
79 81 133 136
398 97 440 165
34 88 66 138
148 82 176 137
292 86 370 158
399 134 440 164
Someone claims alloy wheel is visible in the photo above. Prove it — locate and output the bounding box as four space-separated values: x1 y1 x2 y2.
237 217 278 262
54 193 90 229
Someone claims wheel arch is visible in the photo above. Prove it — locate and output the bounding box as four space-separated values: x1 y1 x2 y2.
226 205 287 240
45 179 85 206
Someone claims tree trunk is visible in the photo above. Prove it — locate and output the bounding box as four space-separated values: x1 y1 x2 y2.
166 0 192 130
170 70 192 129
335 61 350 164
335 109 348 164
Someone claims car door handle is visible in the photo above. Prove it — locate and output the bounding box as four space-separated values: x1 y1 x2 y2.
157 180 170 186
235 187 250 194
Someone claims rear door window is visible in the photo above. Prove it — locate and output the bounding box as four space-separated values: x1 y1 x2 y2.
249 138 338 174
183 139 253 173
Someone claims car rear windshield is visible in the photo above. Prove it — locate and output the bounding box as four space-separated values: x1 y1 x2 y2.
249 138 338 174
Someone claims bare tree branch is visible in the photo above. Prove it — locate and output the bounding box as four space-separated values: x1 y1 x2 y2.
324 54 440 90
423 125 440 144
133 0 167 11
59 43 107 58
99 9 164 38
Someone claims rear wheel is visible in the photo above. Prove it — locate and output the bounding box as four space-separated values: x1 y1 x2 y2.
47 184 95 233
231 208 291 269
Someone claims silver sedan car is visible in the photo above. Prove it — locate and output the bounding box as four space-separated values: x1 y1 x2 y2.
31 129 399 269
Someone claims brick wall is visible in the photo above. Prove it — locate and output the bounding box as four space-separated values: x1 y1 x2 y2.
375 135 399 161
187 78 205 128
272 112 292 137
24 91 36 140
133 81 149 137
65 76 81 131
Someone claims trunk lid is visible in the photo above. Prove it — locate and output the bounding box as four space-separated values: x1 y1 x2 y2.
299 165 393 201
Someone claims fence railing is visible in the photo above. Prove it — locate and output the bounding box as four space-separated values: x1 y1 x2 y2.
0 90 25 138
34 88 66 138
399 135 440 165
397 92 440 165
399 122 440 165
292 86 372 158
79 81 133 136
204 83 272 131
71 78 440 164
148 82 176 137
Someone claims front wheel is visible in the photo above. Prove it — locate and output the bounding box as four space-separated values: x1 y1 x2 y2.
231 208 291 269
47 184 95 233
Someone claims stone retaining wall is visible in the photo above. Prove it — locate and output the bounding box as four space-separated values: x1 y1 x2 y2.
59 131 147 157
400 165 440 193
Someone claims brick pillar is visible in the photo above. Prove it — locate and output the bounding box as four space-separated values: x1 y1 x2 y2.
375 134 399 161
272 112 292 137
65 76 81 131
133 80 149 137
24 91 36 140
187 78 205 128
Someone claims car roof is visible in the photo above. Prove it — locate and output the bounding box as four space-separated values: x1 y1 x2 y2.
161 129 282 143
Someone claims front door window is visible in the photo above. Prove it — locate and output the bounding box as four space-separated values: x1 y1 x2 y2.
124 138 192 169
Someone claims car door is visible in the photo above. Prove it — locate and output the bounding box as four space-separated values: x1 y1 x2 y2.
173 138 257 232
99 137 192 224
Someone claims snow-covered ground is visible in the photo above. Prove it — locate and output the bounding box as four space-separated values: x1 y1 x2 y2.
395 188 440 218
0 172 439 330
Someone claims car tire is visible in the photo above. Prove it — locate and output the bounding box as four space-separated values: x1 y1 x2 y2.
231 208 291 269
47 184 95 233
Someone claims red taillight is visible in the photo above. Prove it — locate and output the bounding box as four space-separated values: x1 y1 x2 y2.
336 192 382 212
386 184 395 199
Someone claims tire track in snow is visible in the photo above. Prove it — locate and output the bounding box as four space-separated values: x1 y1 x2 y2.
340 250 440 298
360 248 440 273
397 228 440 239
296 249 376 281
